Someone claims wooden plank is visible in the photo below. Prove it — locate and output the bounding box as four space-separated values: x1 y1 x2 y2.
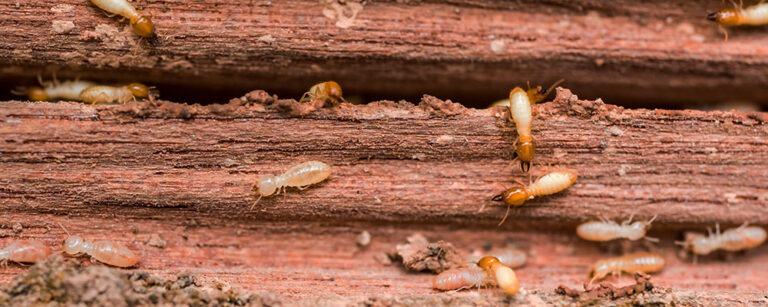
2 1 768 107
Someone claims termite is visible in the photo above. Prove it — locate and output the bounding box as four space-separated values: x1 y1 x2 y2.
433 266 489 291
11 75 96 102
492 170 577 225
89 0 154 38
707 0 768 40
60 224 138 267
506 79 564 172
299 81 345 105
0 240 52 265
676 223 766 256
252 161 332 209
468 248 527 269
79 83 151 104
577 215 659 242
477 256 520 295
588 252 665 286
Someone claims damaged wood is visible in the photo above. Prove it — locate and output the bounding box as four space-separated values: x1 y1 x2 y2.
2 0 768 107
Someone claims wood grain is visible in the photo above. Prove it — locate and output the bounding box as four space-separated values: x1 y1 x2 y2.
2 0 768 107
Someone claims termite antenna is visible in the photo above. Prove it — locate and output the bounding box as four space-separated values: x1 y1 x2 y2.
644 236 660 243
10 87 27 96
541 79 565 100
57 222 71 236
647 214 658 224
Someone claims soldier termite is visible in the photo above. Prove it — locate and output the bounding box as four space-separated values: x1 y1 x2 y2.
707 0 768 40
11 75 96 102
59 224 138 268
577 215 659 242
252 161 332 209
492 170 577 225
299 81 345 105
676 223 766 258
79 83 151 104
588 252 665 286
432 266 489 291
467 248 527 269
89 0 154 38
0 240 52 265
477 256 520 295
507 79 564 172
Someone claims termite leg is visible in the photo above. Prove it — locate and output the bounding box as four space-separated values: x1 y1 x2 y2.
718 25 729 41
715 223 721 236
644 236 660 243
249 195 263 211
622 214 635 226
498 204 513 226
736 222 749 230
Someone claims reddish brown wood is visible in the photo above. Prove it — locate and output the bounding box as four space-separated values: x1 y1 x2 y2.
1 89 767 303
2 0 768 107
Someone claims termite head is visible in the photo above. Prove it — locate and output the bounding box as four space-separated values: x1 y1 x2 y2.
707 9 740 26
323 81 343 101
254 174 279 197
492 186 530 206
26 86 49 101
515 138 535 172
678 232 712 255
127 83 150 98
626 215 656 240
741 227 767 246
477 256 501 270
588 260 610 280
63 236 85 255
524 79 564 104
130 16 155 38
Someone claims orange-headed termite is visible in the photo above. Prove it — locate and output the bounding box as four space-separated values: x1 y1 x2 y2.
577 215 659 242
299 81 345 105
11 75 96 102
252 161 332 208
676 223 766 256
79 83 151 104
0 240 52 265
707 1 768 40
588 252 665 286
432 266 489 291
492 170 577 225
477 256 520 295
507 79 564 172
89 0 154 38
468 248 527 269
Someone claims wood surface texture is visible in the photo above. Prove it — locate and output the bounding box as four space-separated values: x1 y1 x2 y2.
2 0 768 107
1 88 767 303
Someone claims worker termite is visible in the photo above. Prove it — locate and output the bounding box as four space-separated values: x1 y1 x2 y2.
79 83 151 104
588 252 665 286
707 0 768 40
477 256 520 295
11 75 96 102
432 266 489 291
252 161 332 209
506 79 564 172
60 224 138 267
492 170 577 225
299 81 345 105
0 240 52 265
676 223 767 257
577 215 659 242
89 0 154 38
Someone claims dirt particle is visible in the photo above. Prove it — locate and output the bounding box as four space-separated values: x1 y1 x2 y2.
490 39 506 53
356 230 371 248
617 164 630 176
594 58 605 67
145 234 166 249
390 233 462 273
432 134 454 145
52 20 75 34
373 252 392 266
258 34 275 42
50 4 73 13
11 223 22 234
556 272 655 300
606 126 625 137
418 95 465 116
322 0 364 28
723 193 740 205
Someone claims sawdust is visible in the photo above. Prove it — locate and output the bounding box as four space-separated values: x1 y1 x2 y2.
0 256 270 306
390 233 463 273
555 272 655 301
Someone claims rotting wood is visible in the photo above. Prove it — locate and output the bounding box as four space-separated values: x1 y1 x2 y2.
1 88 767 303
2 0 768 107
